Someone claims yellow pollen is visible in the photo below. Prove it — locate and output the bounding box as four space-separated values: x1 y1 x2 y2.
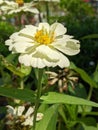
34 29 54 45
15 0 24 6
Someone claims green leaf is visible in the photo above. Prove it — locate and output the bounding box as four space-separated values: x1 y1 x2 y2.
35 104 59 130
82 124 98 130
19 64 32 76
70 62 98 88
81 34 98 39
93 63 98 83
78 117 96 126
0 55 26 78
74 83 87 98
6 53 18 64
41 92 98 107
0 87 36 103
38 104 49 113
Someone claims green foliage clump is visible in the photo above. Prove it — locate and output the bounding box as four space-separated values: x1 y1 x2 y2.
0 21 17 56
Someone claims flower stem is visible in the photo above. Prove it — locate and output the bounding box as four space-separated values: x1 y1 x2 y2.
33 69 43 130
87 85 93 100
20 78 24 89
45 2 50 22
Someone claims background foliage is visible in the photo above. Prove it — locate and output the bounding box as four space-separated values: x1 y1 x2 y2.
0 0 98 130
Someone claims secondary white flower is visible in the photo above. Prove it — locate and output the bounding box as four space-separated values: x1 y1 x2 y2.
1 0 39 14
34 0 60 2
5 22 80 68
0 0 3 4
6 105 43 126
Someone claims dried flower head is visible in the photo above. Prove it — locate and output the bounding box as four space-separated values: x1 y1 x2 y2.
46 68 79 92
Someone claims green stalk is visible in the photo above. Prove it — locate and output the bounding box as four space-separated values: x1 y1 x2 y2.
20 78 24 89
33 69 43 130
82 85 93 117
45 2 50 23
87 85 93 100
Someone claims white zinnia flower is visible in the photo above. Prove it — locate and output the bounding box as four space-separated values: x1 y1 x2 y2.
5 22 80 68
1 0 39 14
6 105 43 126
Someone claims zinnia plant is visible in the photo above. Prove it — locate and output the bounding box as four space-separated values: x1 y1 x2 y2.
1 1 98 130
5 21 80 130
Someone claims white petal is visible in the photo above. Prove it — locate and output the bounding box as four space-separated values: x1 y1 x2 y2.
5 39 13 46
4 1 16 5
34 45 60 62
19 54 32 66
31 58 46 68
50 22 67 37
25 107 34 117
31 58 57 68
6 105 14 115
17 106 25 116
52 36 80 56
57 53 70 68
19 54 56 68
23 8 39 14
9 32 30 42
22 117 33 126
42 59 56 67
11 42 34 53
19 25 37 37
36 113 43 121
38 23 50 32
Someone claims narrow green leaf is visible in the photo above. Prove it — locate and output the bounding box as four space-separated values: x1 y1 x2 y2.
93 63 98 83
81 34 98 39
35 104 59 130
70 62 98 88
0 87 36 103
41 92 98 107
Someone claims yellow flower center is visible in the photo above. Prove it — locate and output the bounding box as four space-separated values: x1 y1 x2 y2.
15 0 24 6
34 29 54 45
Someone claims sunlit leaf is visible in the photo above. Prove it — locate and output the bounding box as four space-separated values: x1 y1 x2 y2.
36 104 59 130
41 92 98 107
0 55 28 78
82 124 98 130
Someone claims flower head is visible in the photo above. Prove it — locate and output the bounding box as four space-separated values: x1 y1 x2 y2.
6 105 43 129
5 22 80 68
1 0 39 14
46 68 79 92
